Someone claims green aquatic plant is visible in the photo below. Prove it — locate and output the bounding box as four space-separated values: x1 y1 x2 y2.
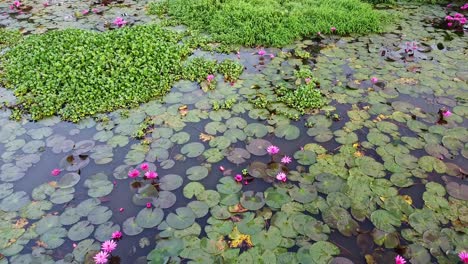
0 25 243 122
0 28 22 49
148 0 387 46
277 82 326 113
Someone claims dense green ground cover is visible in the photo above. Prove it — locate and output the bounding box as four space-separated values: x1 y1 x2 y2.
0 26 242 121
148 0 387 46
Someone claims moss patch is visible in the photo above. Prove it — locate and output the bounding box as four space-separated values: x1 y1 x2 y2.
148 0 387 47
1 25 242 121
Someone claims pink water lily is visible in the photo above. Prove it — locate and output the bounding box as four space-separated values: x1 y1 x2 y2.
459 251 468 263
331 26 336 32
276 172 287 182
207 74 215 82
443 109 452 117
111 231 122 240
43 1 50 7
266 145 280 155
448 22 453 27
13 1 21 8
119 207 124 212
371 77 379 84
395 255 406 264
146 202 152 208
101 240 117 253
140 163 149 170
269 54 275 59
145 170 158 179
113 17 127 27
305 77 311 84
281 156 292 164
219 166 225 172
93 251 109 264
234 174 243 182
258 49 266 56
51 168 61 176
462 3 468 10
128 169 140 178
82 9 89 15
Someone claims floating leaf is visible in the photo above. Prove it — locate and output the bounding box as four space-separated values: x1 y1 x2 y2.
0 191 30 211
95 222 120 242
166 207 196 230
181 142 205 158
57 173 80 188
68 221 94 241
40 227 67 249
246 139 271 156
297 241 339 264
274 124 300 140
153 191 177 209
240 191 265 211
245 123 268 138
227 148 251 164
123 217 144 236
159 174 183 191
83 173 113 198
87 206 112 225
136 208 164 228
186 166 209 181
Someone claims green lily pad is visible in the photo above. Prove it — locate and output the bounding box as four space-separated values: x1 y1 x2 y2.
40 227 67 249
57 173 81 188
181 142 205 158
275 124 300 140
240 191 265 211
153 191 177 209
136 208 164 228
186 166 209 181
166 207 196 230
297 241 339 264
245 123 268 138
294 150 317 165
95 222 120 242
123 217 144 236
187 201 209 218
159 174 183 191
251 226 282 250
227 148 251 164
246 139 271 156
68 221 94 241
83 173 113 198
87 206 112 225
0 191 30 211
370 210 401 233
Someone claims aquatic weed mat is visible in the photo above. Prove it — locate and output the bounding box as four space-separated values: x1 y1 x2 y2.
0 2 466 264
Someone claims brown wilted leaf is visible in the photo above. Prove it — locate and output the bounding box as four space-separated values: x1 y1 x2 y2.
48 181 57 188
14 218 28 229
178 105 188 116
199 133 214 142
36 240 48 248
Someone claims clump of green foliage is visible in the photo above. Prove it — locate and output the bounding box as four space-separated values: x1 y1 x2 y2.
276 82 325 113
1 25 243 121
212 98 237 110
148 0 387 47
0 29 22 49
182 58 243 83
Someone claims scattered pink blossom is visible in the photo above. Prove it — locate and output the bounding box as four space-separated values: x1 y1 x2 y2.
111 231 122 240
459 251 468 263
145 170 158 179
9 5 14 10
113 180 117 186
43 1 50 7
219 166 225 172
82 9 89 15
370 77 379 84
13 1 21 8
462 4 468 10
395 255 406 264
93 251 109 264
305 77 311 84
331 26 336 32
92 8 99 13
266 145 280 155
234 174 243 182
128 169 140 178
146 202 152 208
443 110 452 117
460 17 467 24
51 168 61 176
119 208 124 212
276 172 287 182
243 180 249 185
269 54 275 59
113 17 127 28
72 243 77 248
448 22 453 27
454 13 464 18
236 51 241 59
317 32 321 36
207 74 215 82
445 15 454 20
101 240 117 253
281 156 292 164
258 49 266 56
140 163 149 171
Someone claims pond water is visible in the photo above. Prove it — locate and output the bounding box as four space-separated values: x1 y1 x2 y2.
0 1 467 264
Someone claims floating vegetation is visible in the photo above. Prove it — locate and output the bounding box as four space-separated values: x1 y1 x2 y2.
0 1 467 264
148 0 388 46
1 25 243 121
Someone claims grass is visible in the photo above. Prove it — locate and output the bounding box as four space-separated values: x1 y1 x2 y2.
148 0 388 47
0 29 22 50
0 25 242 121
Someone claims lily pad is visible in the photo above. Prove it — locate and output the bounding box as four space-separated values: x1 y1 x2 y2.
57 173 81 188
246 139 271 156
68 221 94 241
159 174 183 191
166 207 196 229
181 142 205 158
186 166 209 181
240 191 265 211
227 148 251 164
136 208 164 228
123 217 144 236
